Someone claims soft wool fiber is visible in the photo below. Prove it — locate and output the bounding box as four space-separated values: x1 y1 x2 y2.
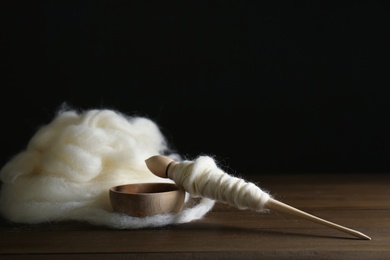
171 157 271 212
0 109 214 228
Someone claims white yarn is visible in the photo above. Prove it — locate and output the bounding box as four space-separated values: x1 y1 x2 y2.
0 108 214 228
171 156 272 212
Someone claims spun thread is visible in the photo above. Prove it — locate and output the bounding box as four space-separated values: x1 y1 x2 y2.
171 156 272 211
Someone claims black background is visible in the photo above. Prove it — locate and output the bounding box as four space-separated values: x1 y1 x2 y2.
1 1 389 175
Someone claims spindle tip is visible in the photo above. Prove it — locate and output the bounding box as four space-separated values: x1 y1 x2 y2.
355 232 371 240
145 155 176 178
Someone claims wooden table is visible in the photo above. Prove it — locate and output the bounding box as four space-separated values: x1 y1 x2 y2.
1 174 389 259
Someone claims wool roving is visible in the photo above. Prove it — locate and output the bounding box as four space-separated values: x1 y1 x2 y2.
0 108 214 228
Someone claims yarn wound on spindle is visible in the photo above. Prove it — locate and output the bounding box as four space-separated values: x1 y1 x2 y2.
0 108 214 228
171 157 272 211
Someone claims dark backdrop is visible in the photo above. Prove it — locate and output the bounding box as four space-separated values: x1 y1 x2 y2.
1 1 389 174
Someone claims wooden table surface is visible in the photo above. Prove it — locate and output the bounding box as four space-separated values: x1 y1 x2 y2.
1 174 389 259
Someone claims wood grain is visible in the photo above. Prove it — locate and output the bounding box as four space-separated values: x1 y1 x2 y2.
1 174 389 259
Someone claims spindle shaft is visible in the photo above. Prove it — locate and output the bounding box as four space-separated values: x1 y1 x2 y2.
265 198 371 240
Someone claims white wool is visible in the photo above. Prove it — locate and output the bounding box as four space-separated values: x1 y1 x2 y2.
171 156 271 211
0 109 214 228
